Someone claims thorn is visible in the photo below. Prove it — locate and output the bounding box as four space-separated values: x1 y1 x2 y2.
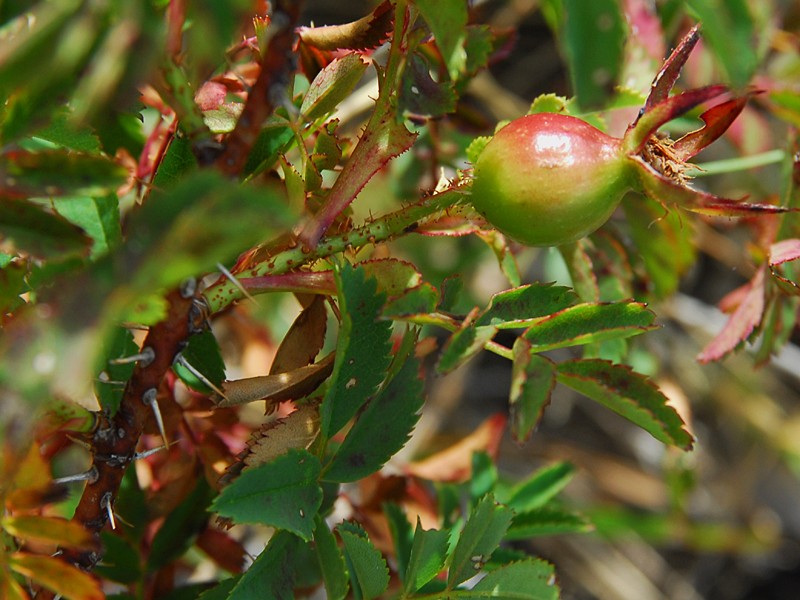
133 439 177 460
53 465 99 485
100 492 116 530
142 388 169 448
109 346 155 367
217 262 259 304
66 434 94 450
180 277 198 298
173 353 228 399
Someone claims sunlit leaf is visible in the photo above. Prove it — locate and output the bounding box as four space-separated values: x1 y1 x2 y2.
476 283 578 329
403 520 450 594
9 553 103 600
2 515 97 550
53 195 121 259
212 449 322 540
297 1 393 52
0 197 91 259
320 262 392 438
438 308 496 374
470 558 560 599
173 330 226 393
301 53 369 121
383 282 439 318
523 301 656 352
447 494 513 588
557 359 694 449
505 462 576 513
507 507 591 539
414 0 468 80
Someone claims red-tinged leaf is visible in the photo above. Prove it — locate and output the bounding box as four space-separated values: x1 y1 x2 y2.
642 25 701 115
361 258 423 298
300 107 417 246
0 575 29 600
559 240 600 302
301 53 370 121
698 267 766 363
474 283 578 329
437 307 497 374
270 295 328 376
632 156 792 216
297 0 393 51
671 95 751 161
9 553 103 600
625 85 728 154
405 413 506 482
557 359 694 449
770 238 800 266
510 338 556 442
196 527 247 573
382 282 439 318
2 515 98 551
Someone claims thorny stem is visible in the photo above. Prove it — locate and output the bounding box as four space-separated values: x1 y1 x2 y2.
203 186 467 313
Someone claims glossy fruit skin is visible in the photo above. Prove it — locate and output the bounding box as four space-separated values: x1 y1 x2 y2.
471 113 634 246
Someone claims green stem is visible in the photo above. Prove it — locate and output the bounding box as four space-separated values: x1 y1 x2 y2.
686 149 785 177
203 186 466 313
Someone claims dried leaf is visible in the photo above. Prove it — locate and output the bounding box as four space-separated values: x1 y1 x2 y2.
9 553 103 600
242 403 321 470
270 295 328 376
770 238 800 266
2 515 98 551
642 25 700 114
297 1 393 51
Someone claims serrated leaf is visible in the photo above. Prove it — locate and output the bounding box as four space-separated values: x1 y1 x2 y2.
361 258 423 298
243 125 294 178
562 0 626 109
325 352 423 482
313 515 349 600
466 136 491 164
53 194 121 259
523 301 657 352
557 359 694 449
197 578 239 600
301 53 369 120
2 515 97 551
297 1 393 51
529 93 570 115
32 109 102 153
403 519 450 594
338 525 390 600
414 0 468 80
399 52 457 118
0 197 91 259
506 507 591 540
447 495 514 588
510 339 556 442
147 478 213 571
438 308 496 374
385 502 414 582
227 531 298 600
9 553 103 600
475 284 578 329
698 267 766 363
506 462 576 513
0 150 128 197
92 326 137 413
212 449 322 540
470 558 560 599
320 262 393 438
173 330 226 393
383 282 439 318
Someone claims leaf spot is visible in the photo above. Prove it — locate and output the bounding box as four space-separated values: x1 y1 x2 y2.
345 377 357 389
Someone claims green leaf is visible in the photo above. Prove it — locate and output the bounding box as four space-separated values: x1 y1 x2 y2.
403 520 450 594
325 351 423 482
53 195 121 260
151 134 198 189
147 478 213 571
557 359 694 449
414 0 468 80
399 52 457 117
337 523 390 600
506 462 576 513
94 326 138 414
510 339 556 442
383 282 439 318
523 302 657 352
301 53 369 120
437 312 496 374
558 240 599 302
507 507 591 540
33 109 102 153
172 330 226 393
0 259 28 315
471 558 560 599
320 262 393 439
384 502 414 583
95 532 141 584
196 578 239 600
212 449 322 541
685 0 758 89
447 495 514 588
227 531 298 600
314 515 349 600
0 197 90 259
470 451 497 502
244 125 294 178
475 284 578 329
562 0 626 109
0 150 128 197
